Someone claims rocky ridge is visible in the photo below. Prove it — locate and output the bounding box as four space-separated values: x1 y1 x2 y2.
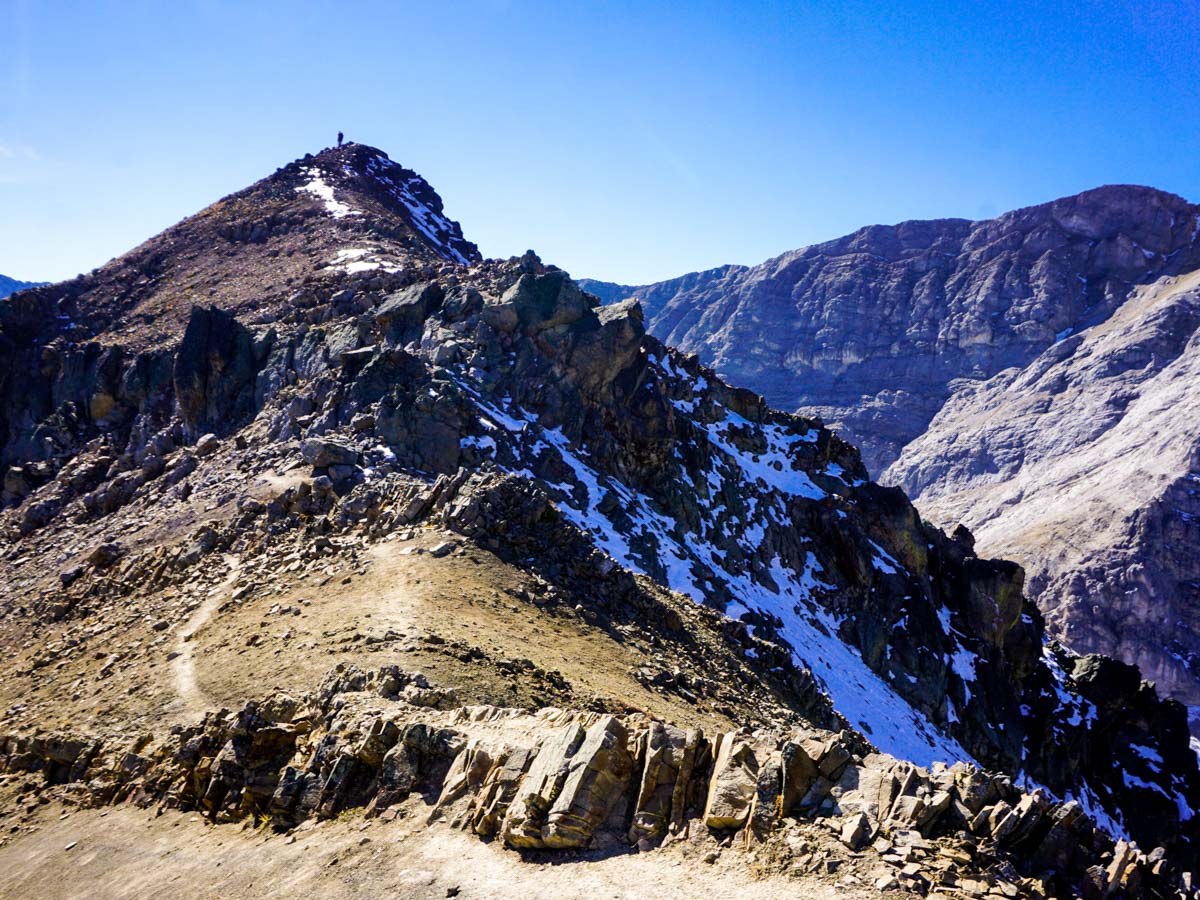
0 662 1180 898
1 147 1198 895
581 186 1200 475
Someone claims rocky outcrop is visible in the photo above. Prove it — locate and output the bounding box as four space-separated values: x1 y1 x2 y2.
174 305 269 437
0 668 1189 899
502 715 633 849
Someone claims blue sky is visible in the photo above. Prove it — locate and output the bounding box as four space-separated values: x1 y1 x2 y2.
2 0 1198 284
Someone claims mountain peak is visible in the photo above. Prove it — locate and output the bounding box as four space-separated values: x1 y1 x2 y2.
3 144 480 351
265 143 480 266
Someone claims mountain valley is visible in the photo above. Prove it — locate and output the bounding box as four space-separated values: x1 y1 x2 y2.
583 186 1200 728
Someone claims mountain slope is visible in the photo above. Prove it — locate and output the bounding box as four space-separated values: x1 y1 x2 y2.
581 185 1200 475
0 142 478 356
0 150 1196 896
885 267 1200 713
586 185 1200 726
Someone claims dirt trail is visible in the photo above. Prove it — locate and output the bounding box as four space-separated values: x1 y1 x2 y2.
170 554 240 719
0 802 865 900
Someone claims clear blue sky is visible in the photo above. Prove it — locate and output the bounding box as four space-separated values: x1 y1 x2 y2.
2 0 1199 285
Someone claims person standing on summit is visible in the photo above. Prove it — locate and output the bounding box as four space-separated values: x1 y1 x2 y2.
337 131 344 148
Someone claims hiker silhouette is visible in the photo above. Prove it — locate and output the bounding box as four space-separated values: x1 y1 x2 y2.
337 131 344 148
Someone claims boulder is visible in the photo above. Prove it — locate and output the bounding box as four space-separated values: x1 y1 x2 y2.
300 438 359 468
87 542 124 568
840 811 871 849
503 717 633 849
375 282 445 345
703 734 760 829
173 305 263 436
471 746 534 838
628 722 702 844
195 433 220 457
780 737 820 814
501 271 592 333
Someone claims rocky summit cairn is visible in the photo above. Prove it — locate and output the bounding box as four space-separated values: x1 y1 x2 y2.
0 151 1199 897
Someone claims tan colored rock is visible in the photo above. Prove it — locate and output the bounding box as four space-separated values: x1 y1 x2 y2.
502 717 633 849
840 811 871 850
502 724 585 847
702 734 760 829
780 736 819 814
628 721 701 844
1104 839 1135 898
470 746 533 838
832 754 899 826
433 738 494 818
542 716 633 848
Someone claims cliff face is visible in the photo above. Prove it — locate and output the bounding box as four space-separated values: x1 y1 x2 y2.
884 268 1200 713
585 184 1200 725
2 152 1198 893
582 185 1200 476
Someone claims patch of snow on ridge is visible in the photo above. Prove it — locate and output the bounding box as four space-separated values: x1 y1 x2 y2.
868 539 901 575
453 377 974 769
703 410 825 499
1131 742 1164 773
331 246 404 275
732 556 974 767
1039 645 1097 731
947 646 977 706
296 168 358 218
364 155 470 266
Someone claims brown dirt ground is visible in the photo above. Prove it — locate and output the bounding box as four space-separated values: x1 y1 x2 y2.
0 798 881 900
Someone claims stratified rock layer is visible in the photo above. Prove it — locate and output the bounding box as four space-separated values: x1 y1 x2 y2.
0 665 1184 898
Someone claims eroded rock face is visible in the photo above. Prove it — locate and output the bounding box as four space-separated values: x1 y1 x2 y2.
584 186 1200 477
885 270 1200 717
503 715 633 849
628 722 703 844
0 669 1188 899
174 305 267 438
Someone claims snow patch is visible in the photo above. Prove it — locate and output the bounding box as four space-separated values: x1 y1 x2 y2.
296 168 358 218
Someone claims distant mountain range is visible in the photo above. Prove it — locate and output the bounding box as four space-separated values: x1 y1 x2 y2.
0 274 44 299
581 184 1200 724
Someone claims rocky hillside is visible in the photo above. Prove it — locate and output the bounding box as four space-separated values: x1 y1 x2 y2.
0 274 43 300
1 148 1198 897
885 268 1200 719
583 185 1200 727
